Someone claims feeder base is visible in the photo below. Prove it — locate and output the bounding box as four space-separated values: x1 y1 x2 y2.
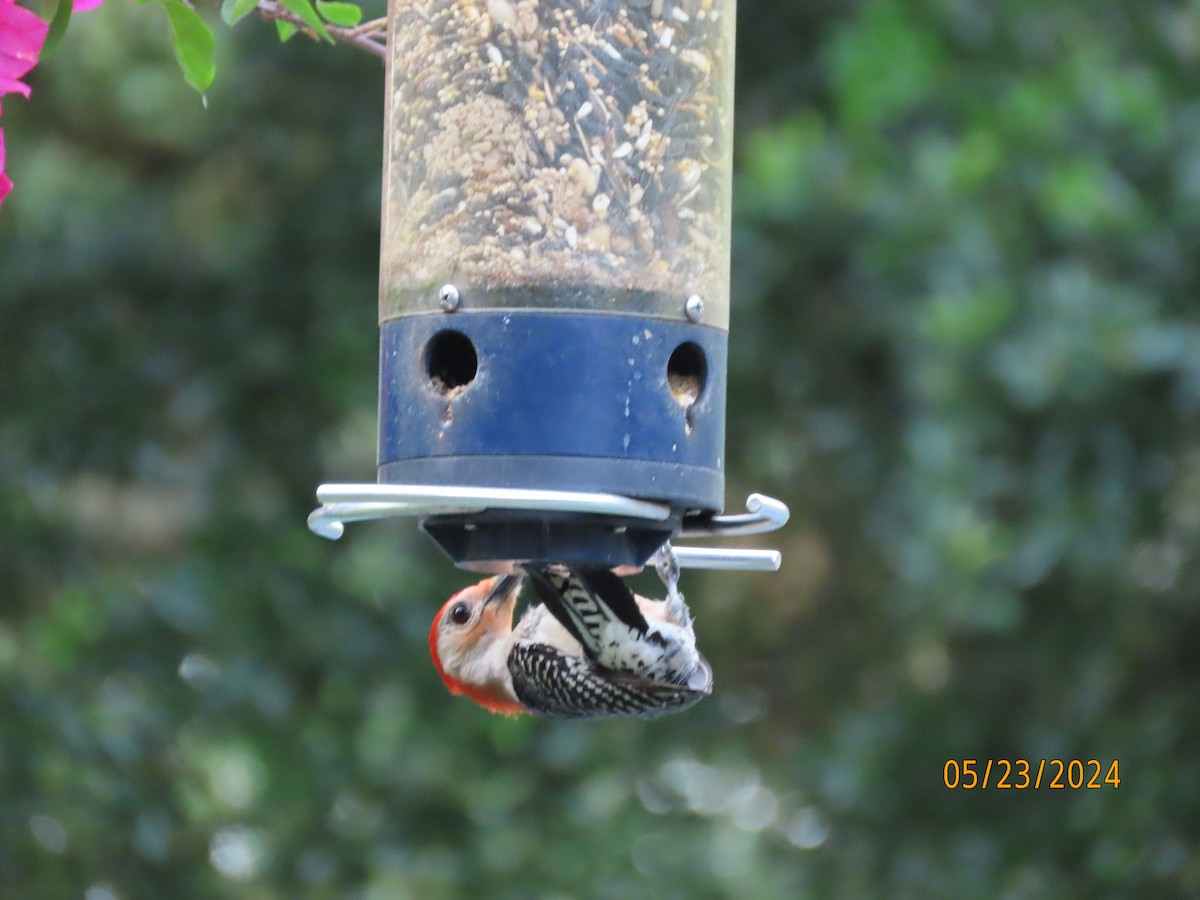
420 508 680 573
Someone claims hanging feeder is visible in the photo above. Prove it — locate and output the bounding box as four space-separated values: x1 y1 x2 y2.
309 0 787 571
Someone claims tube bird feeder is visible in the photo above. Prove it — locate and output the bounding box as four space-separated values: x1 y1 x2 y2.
309 0 787 572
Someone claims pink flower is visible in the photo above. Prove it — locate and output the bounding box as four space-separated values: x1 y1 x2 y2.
0 0 101 205
0 0 47 95
0 0 47 205
0 127 11 203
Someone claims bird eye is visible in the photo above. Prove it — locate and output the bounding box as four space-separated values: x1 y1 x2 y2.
450 602 471 625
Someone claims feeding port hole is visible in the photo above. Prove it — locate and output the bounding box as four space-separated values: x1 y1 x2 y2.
668 341 707 432
426 330 478 395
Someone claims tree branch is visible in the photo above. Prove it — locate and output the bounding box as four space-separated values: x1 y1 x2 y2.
200 0 388 60
256 0 386 59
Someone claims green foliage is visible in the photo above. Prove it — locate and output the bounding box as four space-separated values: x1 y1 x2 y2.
158 0 216 94
279 0 333 44
220 0 260 28
2 0 1200 896
41 0 74 57
315 1 362 28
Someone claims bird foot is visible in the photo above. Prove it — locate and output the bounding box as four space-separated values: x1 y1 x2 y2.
654 541 681 593
654 542 692 626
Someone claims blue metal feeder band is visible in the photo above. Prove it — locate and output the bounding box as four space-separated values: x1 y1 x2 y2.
377 310 726 512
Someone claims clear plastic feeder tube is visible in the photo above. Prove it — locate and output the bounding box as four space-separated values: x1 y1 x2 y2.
380 0 736 327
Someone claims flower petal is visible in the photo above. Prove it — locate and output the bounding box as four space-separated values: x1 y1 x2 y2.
0 76 30 97
0 125 11 206
0 0 49 84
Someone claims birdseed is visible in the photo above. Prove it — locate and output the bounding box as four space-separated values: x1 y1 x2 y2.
380 0 733 323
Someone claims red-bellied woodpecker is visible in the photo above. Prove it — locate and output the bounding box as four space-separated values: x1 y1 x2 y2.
428 561 712 719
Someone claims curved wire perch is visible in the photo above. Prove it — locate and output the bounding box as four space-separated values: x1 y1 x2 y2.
306 484 789 572
309 484 670 541
315 484 671 520
307 501 482 540
680 493 791 538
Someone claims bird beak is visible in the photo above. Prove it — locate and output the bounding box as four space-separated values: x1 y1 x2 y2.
482 574 523 609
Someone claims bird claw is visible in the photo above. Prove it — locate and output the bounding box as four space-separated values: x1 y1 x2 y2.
654 542 692 627
654 541 684 596
654 542 680 589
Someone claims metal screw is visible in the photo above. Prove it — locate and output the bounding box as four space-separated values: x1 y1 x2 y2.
684 294 704 322
438 283 461 312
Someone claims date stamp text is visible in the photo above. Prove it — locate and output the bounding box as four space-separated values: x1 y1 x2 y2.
943 759 1120 789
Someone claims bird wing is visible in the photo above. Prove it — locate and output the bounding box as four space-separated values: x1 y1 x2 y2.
524 564 651 662
508 642 712 720
576 567 654 633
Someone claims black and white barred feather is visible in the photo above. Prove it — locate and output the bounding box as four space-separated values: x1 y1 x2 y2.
509 564 712 719
509 642 710 719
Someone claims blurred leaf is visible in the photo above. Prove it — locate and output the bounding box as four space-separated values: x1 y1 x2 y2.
157 0 215 94
828 0 943 129
920 284 1014 349
315 0 361 26
220 0 260 27
41 0 73 57
279 0 333 43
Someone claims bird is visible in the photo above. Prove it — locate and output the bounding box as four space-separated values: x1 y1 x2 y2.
428 560 712 719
